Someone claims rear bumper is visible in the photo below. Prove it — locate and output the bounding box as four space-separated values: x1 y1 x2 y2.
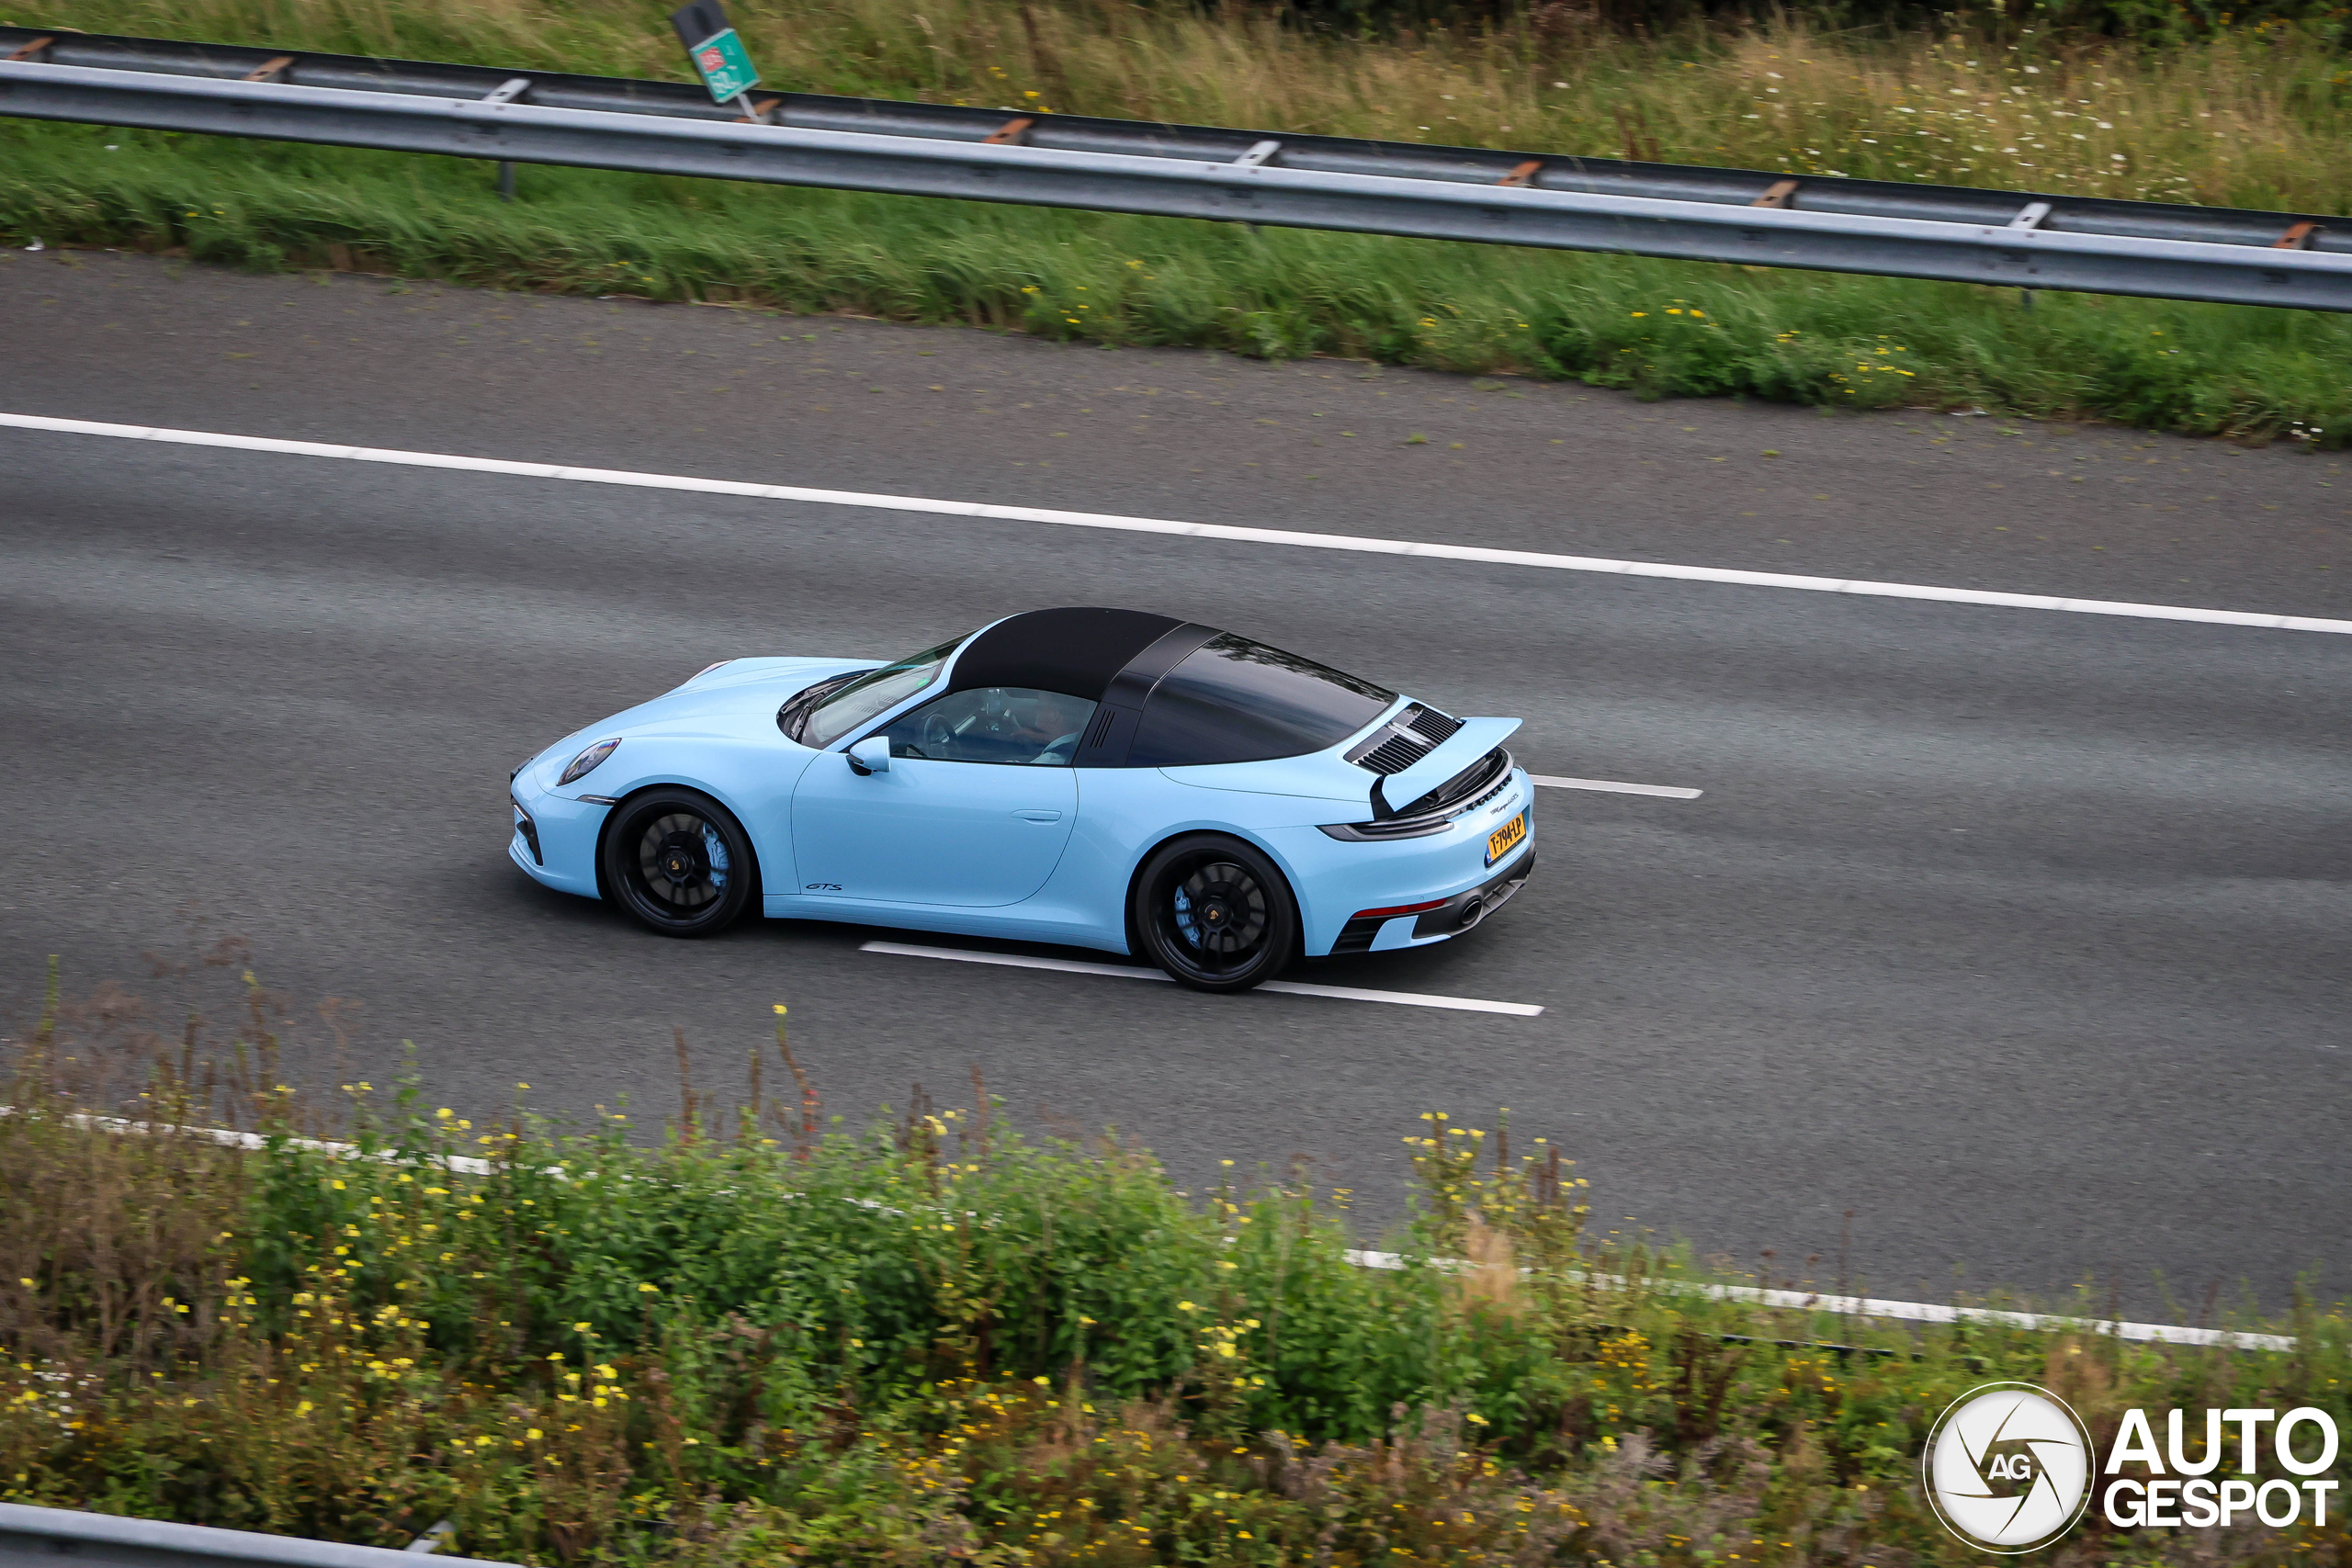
1413 850 1533 939
1329 847 1532 954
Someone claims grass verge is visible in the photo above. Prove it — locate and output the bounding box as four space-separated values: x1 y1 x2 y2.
3 968 2346 1564
6 121 2352 448
3 2 2352 445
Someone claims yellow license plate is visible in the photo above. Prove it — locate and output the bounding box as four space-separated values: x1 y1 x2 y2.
1485 809 1528 866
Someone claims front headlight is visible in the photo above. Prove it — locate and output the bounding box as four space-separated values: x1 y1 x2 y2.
559 738 622 785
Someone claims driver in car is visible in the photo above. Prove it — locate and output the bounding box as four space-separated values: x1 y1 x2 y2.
1011 690 1091 764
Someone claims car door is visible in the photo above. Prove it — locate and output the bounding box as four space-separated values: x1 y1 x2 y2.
789 686 1091 907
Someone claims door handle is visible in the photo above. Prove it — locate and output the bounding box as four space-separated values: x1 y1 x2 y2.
1012 809 1063 823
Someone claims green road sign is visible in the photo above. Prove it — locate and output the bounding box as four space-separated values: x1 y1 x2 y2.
671 2 759 105
684 28 757 102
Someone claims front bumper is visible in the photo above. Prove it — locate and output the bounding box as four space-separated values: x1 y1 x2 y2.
508 773 610 898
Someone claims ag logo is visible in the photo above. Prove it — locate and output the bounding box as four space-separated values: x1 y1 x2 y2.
1923 1382 2095 1552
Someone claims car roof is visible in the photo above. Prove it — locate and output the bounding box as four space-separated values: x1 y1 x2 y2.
946 607 1192 702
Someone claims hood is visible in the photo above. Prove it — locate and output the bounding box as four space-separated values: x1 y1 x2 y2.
521 657 878 785
600 656 877 732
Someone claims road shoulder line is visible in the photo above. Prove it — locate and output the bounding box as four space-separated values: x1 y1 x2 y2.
25 1109 2279 1348
7 411 2347 635
1340 1249 2295 1350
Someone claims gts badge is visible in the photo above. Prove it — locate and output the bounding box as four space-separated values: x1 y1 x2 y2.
804 882 842 891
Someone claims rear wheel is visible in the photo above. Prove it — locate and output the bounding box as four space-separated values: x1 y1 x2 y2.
602 788 756 937
1130 834 1298 992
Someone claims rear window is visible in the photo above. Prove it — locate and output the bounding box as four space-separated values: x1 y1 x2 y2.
1126 633 1395 767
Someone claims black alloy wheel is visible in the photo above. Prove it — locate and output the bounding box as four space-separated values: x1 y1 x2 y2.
601 787 757 937
1130 834 1299 992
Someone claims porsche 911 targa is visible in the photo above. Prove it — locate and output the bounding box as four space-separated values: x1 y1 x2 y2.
509 607 1532 991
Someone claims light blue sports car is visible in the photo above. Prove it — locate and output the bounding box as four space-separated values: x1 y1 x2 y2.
509 608 1532 991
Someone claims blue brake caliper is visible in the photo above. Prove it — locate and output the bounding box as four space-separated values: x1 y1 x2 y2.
1172 886 1201 948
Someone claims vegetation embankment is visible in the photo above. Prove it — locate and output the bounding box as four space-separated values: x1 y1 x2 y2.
3 968 2346 1565
2 0 2350 446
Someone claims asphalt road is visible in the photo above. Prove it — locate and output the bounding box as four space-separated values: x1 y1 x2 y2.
5 248 2349 1316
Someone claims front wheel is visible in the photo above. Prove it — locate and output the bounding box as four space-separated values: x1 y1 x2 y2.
1130 835 1298 993
601 788 757 937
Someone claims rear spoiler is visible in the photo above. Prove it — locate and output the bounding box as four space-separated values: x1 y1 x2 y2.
1371 717 1521 818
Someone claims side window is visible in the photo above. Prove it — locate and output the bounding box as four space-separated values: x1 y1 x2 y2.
881 687 1099 767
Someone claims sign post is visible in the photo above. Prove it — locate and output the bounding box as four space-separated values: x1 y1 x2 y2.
668 0 762 119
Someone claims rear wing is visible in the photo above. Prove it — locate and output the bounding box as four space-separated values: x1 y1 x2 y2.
1373 717 1521 817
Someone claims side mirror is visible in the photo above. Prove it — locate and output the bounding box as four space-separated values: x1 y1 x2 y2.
846 736 891 775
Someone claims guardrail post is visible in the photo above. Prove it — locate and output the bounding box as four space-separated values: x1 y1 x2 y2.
477 78 532 201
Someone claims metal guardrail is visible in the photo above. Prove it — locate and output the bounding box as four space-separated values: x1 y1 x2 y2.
1 28 2346 311
0 1503 512 1568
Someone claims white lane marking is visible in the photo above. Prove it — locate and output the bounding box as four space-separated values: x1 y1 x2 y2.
12 1109 497 1176
1259 978 1543 1016
859 940 1544 1016
1340 1250 2295 1351
864 941 1166 983
7 411 2349 637
1532 774 1703 799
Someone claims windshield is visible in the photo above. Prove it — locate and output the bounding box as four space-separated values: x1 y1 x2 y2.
1127 632 1396 767
795 634 967 748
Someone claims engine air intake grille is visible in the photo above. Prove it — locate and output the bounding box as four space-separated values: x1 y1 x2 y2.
1346 703 1464 775
1407 706 1463 745
1353 734 1427 775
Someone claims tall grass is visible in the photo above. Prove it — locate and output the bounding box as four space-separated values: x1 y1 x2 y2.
34 0 2352 209
3 968 2346 1564
3 0 2350 440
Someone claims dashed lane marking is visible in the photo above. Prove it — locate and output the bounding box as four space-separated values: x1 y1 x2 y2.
859 941 1545 1016
1532 775 1703 799
6 412 2349 637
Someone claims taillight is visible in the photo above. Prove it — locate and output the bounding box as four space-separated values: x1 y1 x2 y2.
1351 898 1447 920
